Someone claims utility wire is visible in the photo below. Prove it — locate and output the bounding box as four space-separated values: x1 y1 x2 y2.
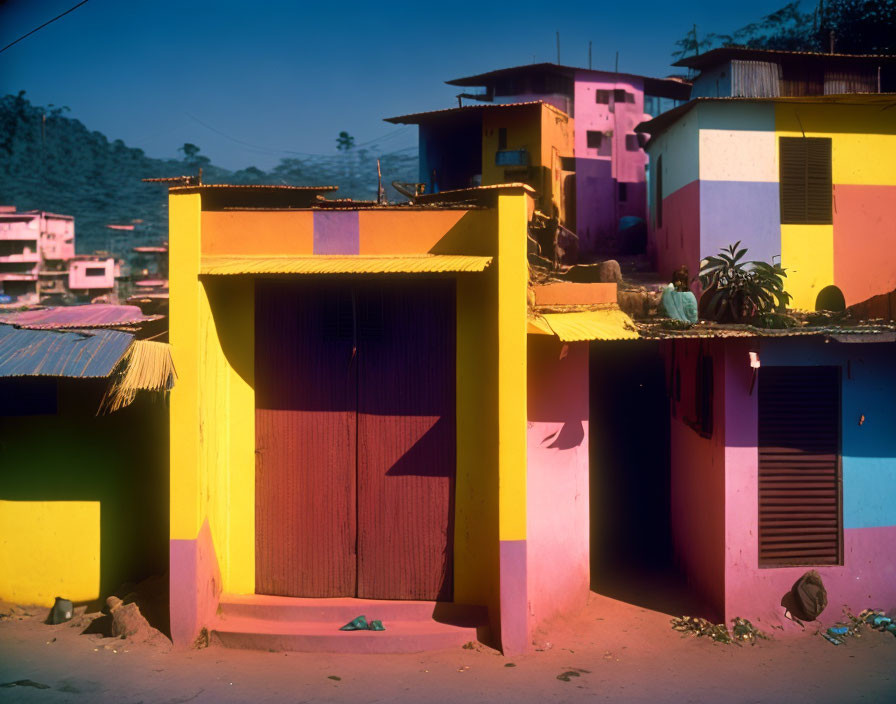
0 0 90 54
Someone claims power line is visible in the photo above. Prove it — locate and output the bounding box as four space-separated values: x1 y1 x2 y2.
0 0 90 54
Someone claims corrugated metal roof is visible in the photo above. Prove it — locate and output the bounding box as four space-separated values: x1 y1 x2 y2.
200 255 494 276
385 101 550 124
0 324 134 378
0 304 162 330
535 309 639 341
674 47 896 70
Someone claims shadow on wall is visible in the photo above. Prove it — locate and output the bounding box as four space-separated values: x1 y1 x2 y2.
588 341 705 616
0 379 169 620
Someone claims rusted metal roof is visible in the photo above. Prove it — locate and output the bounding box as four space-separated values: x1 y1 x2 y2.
530 309 639 341
0 304 162 330
636 320 896 340
200 254 494 276
168 184 339 193
444 63 692 100
674 47 896 70
385 101 552 124
413 182 536 206
0 324 134 378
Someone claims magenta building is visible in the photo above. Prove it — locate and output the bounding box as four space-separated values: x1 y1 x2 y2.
446 64 690 256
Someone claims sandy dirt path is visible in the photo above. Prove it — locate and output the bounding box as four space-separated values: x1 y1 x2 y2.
2 592 894 704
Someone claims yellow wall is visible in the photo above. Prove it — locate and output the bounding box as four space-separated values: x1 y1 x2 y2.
0 500 99 605
170 193 256 594
780 224 835 310
497 191 530 542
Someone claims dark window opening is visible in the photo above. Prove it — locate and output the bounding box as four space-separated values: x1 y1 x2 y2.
559 156 576 172
595 89 611 104
613 89 635 103
497 127 508 150
85 267 106 277
779 136 832 224
0 378 58 416
758 366 842 567
625 134 641 152
618 182 628 202
586 130 602 149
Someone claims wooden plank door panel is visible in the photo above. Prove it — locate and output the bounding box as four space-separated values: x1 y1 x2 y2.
255 279 357 596
356 279 456 600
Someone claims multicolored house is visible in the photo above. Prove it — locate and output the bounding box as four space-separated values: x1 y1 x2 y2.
444 63 690 255
386 102 575 228
166 183 637 654
638 94 896 310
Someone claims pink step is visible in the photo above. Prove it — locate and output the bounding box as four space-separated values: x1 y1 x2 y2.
217 593 487 626
210 595 489 654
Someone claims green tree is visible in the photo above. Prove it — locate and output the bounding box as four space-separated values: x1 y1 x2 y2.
336 131 355 152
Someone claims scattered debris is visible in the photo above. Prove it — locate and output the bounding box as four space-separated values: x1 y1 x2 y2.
339 615 368 631
556 671 580 682
782 570 828 622
193 627 210 649
1 679 51 689
462 641 476 650
328 676 341 681
48 597 73 624
671 616 770 646
504 663 516 668
107 595 160 643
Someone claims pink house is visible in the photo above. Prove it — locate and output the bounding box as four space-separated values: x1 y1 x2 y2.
0 207 75 304
69 256 119 300
446 64 690 256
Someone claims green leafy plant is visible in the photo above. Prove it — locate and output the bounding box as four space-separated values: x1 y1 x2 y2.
698 242 791 324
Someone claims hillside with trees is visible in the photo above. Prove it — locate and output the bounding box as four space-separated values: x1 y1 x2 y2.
0 92 417 262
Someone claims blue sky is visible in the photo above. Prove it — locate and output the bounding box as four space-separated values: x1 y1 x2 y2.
1 0 792 170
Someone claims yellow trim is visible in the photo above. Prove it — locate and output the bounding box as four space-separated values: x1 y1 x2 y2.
497 192 529 542
537 309 639 341
169 193 203 540
527 316 554 335
200 254 493 275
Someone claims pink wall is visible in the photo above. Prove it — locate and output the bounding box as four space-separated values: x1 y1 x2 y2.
40 215 75 261
526 338 590 632
652 181 701 288
170 519 222 647
573 72 649 254
722 341 896 630
667 339 727 621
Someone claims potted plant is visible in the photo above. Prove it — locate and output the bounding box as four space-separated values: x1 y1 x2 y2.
698 242 791 325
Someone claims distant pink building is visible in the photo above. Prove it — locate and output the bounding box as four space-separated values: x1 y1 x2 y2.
69 256 119 301
0 207 75 304
446 64 690 256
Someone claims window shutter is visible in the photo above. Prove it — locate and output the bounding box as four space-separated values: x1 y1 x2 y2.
779 137 832 224
758 366 842 566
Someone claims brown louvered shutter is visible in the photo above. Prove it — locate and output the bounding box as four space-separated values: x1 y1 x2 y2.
758 366 842 566
779 137 832 224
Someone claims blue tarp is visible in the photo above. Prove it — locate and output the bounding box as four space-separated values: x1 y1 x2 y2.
0 324 133 378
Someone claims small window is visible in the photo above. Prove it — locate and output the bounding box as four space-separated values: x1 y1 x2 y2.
85 267 106 277
625 134 640 152
587 130 612 156
586 130 602 149
613 89 634 103
779 137 832 224
559 156 576 171
497 127 508 150
618 182 628 202
595 89 611 104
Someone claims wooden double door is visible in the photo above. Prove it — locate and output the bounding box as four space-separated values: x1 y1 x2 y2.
254 278 456 600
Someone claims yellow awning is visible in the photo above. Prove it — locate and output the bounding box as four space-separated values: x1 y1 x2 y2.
200 254 493 275
531 309 639 341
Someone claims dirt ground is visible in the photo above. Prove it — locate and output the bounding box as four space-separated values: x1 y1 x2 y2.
2 591 895 704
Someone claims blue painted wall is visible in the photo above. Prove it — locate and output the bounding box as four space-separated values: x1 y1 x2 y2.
760 339 896 529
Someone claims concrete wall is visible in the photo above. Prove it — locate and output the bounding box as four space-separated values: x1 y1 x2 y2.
69 258 115 290
0 380 168 607
526 338 590 633
723 338 896 627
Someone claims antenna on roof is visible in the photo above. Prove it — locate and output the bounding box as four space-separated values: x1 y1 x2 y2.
377 159 385 205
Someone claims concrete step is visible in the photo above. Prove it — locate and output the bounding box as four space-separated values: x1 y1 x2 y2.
217 593 487 626
210 615 484 654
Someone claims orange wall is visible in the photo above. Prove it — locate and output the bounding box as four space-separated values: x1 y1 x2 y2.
201 211 314 255
358 210 469 254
